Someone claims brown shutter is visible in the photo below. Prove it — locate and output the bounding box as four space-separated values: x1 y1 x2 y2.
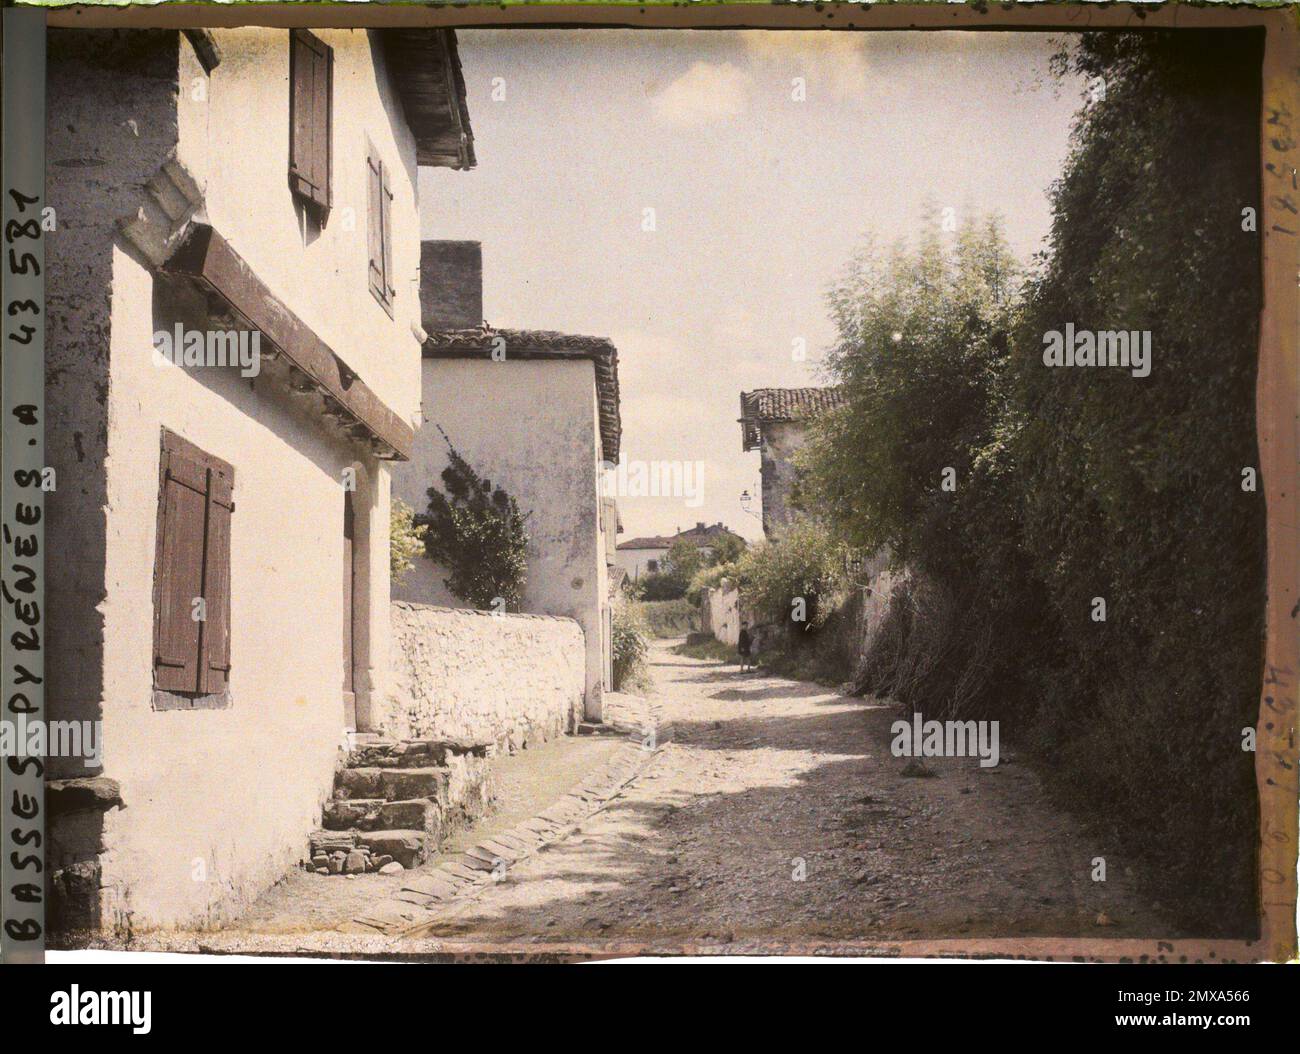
199 464 234 694
380 162 395 301
153 431 235 700
153 447 208 693
289 30 332 216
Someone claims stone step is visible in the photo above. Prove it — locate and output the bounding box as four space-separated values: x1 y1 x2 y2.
309 829 358 856
322 796 443 839
356 829 428 869
346 736 492 769
322 797 385 831
379 798 443 839
334 766 450 804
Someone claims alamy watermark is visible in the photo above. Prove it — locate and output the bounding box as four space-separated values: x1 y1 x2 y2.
1 715 103 768
1042 324 1151 378
153 323 262 378
891 712 1000 768
603 451 705 508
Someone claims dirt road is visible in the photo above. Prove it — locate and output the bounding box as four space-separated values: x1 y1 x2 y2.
412 638 1166 950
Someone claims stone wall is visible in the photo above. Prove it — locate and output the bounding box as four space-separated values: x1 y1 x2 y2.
392 357 610 719
759 420 809 540
701 581 743 647
381 602 586 751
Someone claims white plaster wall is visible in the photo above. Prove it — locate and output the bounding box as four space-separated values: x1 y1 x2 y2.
45 29 183 780
613 545 669 581
391 358 609 718
177 28 424 425
96 248 376 930
44 27 417 931
383 603 585 750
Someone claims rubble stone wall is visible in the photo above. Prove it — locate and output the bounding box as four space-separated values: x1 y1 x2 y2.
382 602 586 751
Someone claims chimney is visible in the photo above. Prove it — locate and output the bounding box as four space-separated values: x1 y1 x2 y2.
420 240 483 331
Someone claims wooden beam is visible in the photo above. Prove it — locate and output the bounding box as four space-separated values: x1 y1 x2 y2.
163 222 414 460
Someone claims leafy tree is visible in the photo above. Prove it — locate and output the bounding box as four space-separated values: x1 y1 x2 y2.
707 533 746 567
419 429 529 610
801 31 1264 933
803 216 1020 576
800 213 1038 719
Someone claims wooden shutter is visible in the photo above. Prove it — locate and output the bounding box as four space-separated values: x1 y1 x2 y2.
200 462 234 694
289 30 332 217
153 431 234 701
380 163 395 302
154 446 208 693
367 149 384 303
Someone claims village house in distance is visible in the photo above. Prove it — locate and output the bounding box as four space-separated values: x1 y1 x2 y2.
390 241 622 721
614 521 744 581
739 387 846 538
42 26 474 933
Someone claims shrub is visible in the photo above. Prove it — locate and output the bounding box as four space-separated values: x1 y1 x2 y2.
389 497 427 584
733 519 847 634
639 598 698 638
686 561 737 606
637 570 686 602
419 430 529 610
611 601 651 691
1011 30 1264 933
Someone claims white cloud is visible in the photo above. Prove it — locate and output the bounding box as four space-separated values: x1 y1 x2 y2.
650 61 753 128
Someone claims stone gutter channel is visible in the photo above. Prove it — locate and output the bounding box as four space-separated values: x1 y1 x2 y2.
345 694 670 938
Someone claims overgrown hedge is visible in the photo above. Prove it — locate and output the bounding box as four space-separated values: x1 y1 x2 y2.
803 30 1265 934
1017 30 1265 936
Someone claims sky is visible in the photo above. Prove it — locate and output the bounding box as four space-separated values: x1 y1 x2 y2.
421 29 1086 542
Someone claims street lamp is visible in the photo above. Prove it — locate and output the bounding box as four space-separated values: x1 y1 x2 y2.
740 489 760 521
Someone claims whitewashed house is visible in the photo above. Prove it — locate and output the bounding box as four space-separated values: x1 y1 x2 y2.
43 26 474 933
614 522 743 581
612 534 674 581
391 242 621 721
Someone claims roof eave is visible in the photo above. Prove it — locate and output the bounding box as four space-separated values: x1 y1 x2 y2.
381 29 477 172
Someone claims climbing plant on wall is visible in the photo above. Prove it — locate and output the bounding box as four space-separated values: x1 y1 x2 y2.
419 428 529 611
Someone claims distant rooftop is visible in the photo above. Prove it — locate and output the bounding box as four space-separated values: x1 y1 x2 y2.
739 387 846 451
618 521 744 552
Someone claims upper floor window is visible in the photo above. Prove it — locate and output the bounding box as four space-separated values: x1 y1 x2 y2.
289 29 333 223
367 145 395 316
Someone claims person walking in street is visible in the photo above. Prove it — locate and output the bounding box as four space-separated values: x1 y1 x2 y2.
737 622 754 672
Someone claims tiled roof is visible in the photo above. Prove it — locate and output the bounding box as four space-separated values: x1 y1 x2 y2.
674 522 743 543
617 535 674 551
739 387 846 451
617 523 744 552
424 326 620 461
